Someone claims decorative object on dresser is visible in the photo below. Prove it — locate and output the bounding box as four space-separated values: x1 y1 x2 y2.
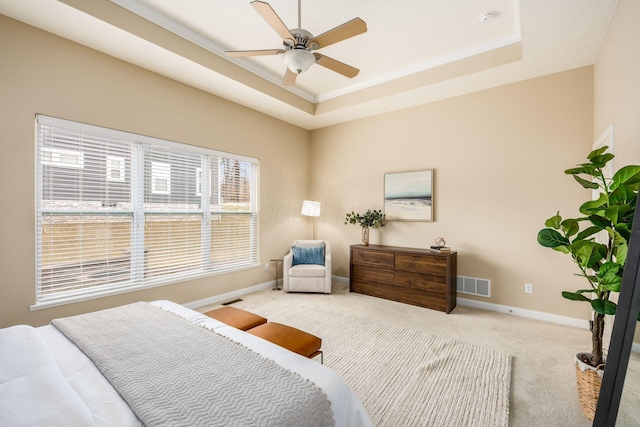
344 209 385 246
430 236 450 252
350 244 457 313
384 170 433 221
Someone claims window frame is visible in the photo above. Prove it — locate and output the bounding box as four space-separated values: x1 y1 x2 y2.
33 115 260 310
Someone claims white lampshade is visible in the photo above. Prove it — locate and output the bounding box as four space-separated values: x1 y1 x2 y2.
283 49 316 74
301 200 321 217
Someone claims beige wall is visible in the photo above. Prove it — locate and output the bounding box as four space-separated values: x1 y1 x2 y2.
595 0 640 168
311 67 595 320
594 0 640 343
0 16 312 327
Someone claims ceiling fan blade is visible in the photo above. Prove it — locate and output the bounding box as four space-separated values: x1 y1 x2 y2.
314 54 359 78
251 1 294 41
309 17 367 49
225 49 285 58
283 68 297 86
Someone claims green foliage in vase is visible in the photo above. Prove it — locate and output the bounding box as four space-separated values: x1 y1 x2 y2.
345 209 386 228
537 146 640 368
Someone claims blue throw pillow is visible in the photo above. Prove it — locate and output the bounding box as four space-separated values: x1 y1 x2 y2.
291 245 325 266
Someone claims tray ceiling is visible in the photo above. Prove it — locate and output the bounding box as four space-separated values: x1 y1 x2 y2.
0 0 619 129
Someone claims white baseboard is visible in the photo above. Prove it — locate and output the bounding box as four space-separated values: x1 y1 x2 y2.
184 280 274 310
458 298 640 354
457 297 590 329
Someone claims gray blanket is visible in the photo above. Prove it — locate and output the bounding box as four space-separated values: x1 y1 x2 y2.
52 302 334 427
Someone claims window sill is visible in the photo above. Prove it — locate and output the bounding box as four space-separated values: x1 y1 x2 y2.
30 262 261 311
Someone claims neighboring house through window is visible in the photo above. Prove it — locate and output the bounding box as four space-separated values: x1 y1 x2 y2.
35 115 260 307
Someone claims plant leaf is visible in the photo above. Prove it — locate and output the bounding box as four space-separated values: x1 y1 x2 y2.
571 241 604 268
572 174 600 189
575 226 602 241
614 241 628 266
561 219 580 237
544 212 562 229
537 229 569 248
591 299 617 315
589 153 615 168
597 262 620 278
609 185 635 205
601 281 621 292
611 165 640 191
589 214 611 229
587 146 609 160
604 205 632 225
565 166 598 177
562 291 591 302
580 193 608 215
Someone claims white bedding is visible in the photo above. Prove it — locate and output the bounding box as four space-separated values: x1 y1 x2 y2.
0 300 371 427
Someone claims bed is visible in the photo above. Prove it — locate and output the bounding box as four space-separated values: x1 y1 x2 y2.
0 300 371 427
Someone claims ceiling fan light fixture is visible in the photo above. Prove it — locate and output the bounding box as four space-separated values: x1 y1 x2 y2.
283 49 316 74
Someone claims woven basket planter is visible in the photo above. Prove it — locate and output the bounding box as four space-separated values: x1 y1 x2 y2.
574 353 604 421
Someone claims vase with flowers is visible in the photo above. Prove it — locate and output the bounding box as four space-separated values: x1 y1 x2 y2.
345 209 386 245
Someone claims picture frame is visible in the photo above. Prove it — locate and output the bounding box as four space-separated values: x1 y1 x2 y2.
384 169 433 221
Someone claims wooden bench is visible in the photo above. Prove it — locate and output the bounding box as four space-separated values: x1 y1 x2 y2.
204 307 323 363
203 306 267 331
247 322 323 364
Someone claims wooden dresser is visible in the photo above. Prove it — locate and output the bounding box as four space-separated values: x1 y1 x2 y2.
349 244 457 313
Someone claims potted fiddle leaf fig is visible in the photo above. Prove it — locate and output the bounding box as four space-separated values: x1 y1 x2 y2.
345 209 385 246
537 146 640 420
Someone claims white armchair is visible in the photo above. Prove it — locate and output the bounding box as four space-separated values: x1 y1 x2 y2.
283 240 332 294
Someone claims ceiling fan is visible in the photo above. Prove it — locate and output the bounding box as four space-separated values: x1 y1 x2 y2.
225 0 367 86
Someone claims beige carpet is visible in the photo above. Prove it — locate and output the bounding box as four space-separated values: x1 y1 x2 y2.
200 283 640 426
227 295 512 426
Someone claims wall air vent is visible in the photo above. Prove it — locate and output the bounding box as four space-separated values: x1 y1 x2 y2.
457 276 491 297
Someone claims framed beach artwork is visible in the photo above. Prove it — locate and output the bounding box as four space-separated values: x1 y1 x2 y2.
384 169 433 221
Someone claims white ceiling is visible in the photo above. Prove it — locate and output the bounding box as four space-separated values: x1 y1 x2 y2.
0 0 619 130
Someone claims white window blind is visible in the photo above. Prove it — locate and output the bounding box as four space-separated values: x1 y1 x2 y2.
35 115 259 307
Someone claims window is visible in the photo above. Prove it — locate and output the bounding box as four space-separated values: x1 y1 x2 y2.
151 161 171 194
41 147 84 169
106 155 125 182
35 115 260 307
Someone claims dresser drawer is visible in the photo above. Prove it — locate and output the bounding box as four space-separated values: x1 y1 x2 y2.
394 286 448 312
352 249 394 268
395 254 447 276
394 271 447 295
351 280 396 301
351 263 394 285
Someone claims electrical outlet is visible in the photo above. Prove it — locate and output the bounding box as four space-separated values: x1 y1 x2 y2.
524 283 533 294
264 262 270 271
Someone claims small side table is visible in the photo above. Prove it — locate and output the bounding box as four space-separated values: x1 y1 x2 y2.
271 259 283 291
